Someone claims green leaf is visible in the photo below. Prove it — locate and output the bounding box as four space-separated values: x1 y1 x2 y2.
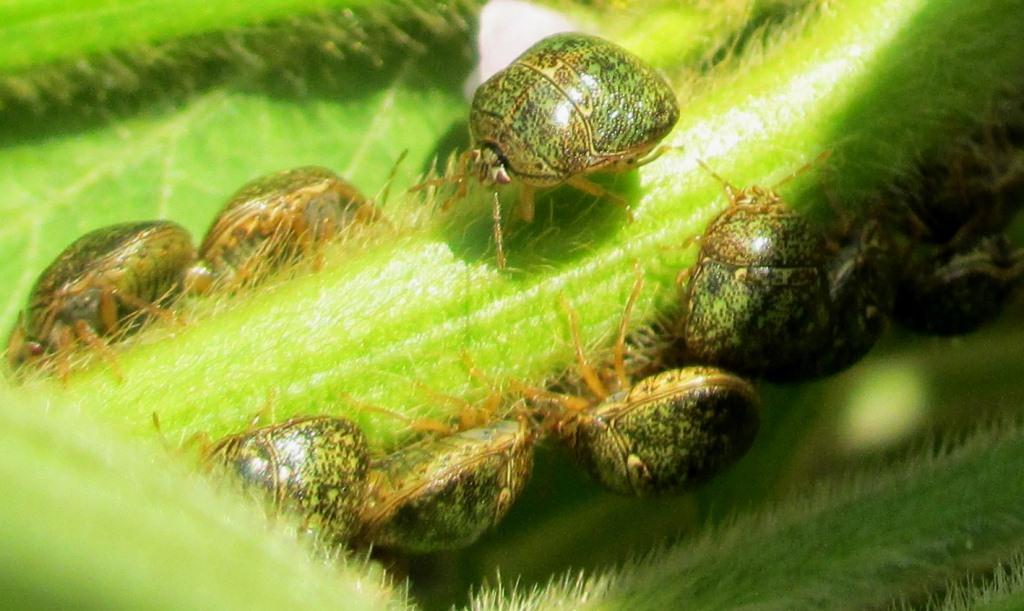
470 422 1024 610
0 388 408 610
0 0 387 72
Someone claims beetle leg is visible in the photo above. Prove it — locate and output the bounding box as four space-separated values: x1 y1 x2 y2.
613 265 645 392
231 227 283 291
460 350 587 422
453 350 536 427
52 324 75 383
412 149 471 196
114 288 179 326
565 176 634 222
250 389 278 428
184 429 214 459
341 391 454 436
306 216 334 272
408 176 451 192
354 201 386 226
633 144 672 168
6 315 27 369
409 376 490 431
517 184 536 222
74 319 122 382
675 266 693 289
560 296 610 401
413 150 473 211
507 379 591 415
442 177 469 211
99 285 119 334
152 411 208 456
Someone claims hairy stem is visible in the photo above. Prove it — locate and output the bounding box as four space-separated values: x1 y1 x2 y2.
20 0 1024 450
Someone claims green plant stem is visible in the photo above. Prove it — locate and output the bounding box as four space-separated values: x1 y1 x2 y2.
22 0 1024 448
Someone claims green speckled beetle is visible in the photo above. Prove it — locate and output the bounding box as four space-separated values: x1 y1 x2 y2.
7 220 196 376
186 166 377 293
525 272 760 496
679 158 840 381
468 32 679 223
207 415 370 543
357 418 535 553
559 366 760 497
814 218 895 377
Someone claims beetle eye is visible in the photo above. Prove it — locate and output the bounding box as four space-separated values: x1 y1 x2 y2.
27 342 44 357
492 166 511 185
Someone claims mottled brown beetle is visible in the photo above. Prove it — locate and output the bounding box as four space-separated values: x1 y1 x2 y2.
7 220 196 377
522 269 760 496
357 417 535 553
206 415 370 543
186 166 378 293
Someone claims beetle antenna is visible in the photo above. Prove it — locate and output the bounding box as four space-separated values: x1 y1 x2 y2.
376 149 409 208
697 159 739 202
493 191 507 269
771 150 832 190
560 296 610 401
614 264 645 390
408 150 472 194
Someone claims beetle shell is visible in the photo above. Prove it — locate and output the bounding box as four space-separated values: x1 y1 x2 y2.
681 196 832 380
470 33 679 187
191 166 373 291
559 367 759 497
893 235 1023 336
907 148 1024 245
358 419 534 553
7 220 196 369
814 219 895 376
208 416 370 542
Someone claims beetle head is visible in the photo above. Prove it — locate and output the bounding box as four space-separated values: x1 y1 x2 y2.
472 146 512 186
6 317 45 370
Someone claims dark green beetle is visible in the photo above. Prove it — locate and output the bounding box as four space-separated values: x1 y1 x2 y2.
207 415 370 543
813 218 895 377
558 366 760 497
468 32 679 223
357 418 535 553
526 273 760 496
677 157 897 381
678 173 833 381
186 166 376 293
893 234 1023 336
7 220 196 376
900 121 1024 245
